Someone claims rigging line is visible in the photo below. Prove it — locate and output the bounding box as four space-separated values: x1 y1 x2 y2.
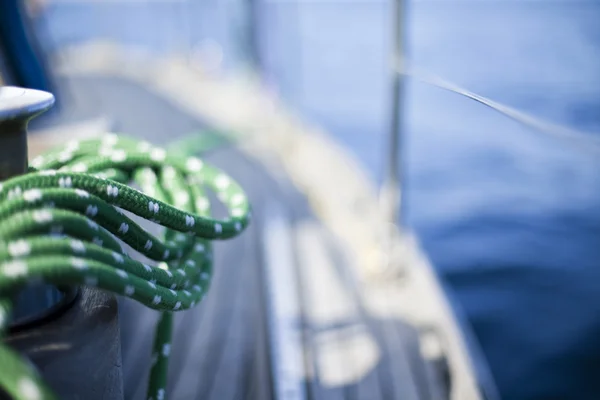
397 65 600 151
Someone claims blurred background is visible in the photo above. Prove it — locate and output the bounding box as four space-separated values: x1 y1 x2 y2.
3 0 600 399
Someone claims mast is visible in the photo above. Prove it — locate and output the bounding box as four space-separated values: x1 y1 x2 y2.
381 0 406 228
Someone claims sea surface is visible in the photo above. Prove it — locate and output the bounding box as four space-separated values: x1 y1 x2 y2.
40 1 600 398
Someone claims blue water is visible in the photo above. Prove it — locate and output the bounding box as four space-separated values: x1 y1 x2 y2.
260 3 600 399
39 1 600 398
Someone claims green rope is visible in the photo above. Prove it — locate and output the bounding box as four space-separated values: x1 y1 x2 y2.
0 133 251 400
166 130 236 156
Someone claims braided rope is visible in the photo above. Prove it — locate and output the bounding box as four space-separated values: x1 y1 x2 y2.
0 133 251 400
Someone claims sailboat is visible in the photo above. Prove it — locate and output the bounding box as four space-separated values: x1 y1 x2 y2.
6 1 596 399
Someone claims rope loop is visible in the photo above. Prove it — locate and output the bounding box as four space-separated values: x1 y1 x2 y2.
0 134 251 400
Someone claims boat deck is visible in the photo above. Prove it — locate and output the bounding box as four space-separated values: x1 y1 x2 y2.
28 74 446 400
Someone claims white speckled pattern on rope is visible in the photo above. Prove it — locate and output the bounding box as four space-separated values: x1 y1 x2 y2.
0 133 251 400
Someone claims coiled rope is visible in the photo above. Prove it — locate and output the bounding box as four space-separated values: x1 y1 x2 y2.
0 133 251 400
